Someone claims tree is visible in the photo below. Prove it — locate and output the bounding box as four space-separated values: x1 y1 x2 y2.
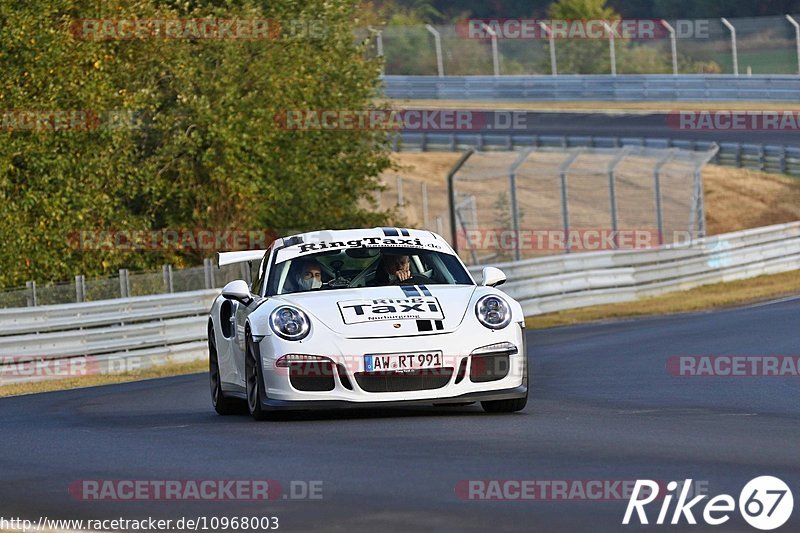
0 0 394 288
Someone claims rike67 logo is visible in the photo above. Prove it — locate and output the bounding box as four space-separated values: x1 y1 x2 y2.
623 476 793 530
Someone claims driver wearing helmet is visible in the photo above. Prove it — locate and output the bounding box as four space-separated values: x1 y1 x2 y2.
371 253 412 286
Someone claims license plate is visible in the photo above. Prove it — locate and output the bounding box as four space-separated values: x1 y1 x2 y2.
364 351 443 372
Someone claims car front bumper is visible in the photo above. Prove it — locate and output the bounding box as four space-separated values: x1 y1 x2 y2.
254 322 528 410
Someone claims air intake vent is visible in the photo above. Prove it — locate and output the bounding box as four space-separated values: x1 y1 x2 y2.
355 368 453 392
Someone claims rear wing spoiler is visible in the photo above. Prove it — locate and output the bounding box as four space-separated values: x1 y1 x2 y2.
217 250 268 268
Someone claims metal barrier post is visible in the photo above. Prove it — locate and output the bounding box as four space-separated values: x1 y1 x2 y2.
508 148 535 261
204 258 214 289
721 18 739 76
691 143 719 239
786 15 800 74
661 20 678 75
539 22 557 75
369 27 384 75
75 275 85 303
119 269 130 298
396 175 404 206
447 149 475 253
653 149 677 245
602 22 617 75
26 281 37 307
162 265 174 293
607 147 631 247
425 25 444 77
482 23 500 76
558 149 582 253
421 182 429 228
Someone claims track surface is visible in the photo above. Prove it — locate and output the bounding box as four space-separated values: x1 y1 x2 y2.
406 111 800 147
1 297 799 532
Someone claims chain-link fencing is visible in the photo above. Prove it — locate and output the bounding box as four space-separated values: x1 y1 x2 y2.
374 15 800 76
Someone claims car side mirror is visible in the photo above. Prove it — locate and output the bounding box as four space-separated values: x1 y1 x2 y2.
480 267 506 287
221 280 252 303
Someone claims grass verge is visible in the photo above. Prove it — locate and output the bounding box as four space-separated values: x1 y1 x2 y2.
525 269 800 330
0 359 207 398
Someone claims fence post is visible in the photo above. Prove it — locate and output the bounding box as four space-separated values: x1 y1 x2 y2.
653 149 677 245
602 22 617 75
607 147 631 247
204 258 214 289
481 23 500 77
119 269 130 298
75 275 85 303
508 148 534 261
396 175 404 206
787 15 800 74
447 149 476 253
372 28 384 75
558 149 582 253
539 22 557 75
26 281 37 307
721 18 739 76
425 25 444 77
661 20 678 75
162 265 174 293
421 182 429 228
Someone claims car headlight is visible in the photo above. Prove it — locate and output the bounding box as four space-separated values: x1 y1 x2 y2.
475 295 512 330
269 306 311 340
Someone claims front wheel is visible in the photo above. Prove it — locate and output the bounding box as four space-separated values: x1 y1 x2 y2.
245 330 270 421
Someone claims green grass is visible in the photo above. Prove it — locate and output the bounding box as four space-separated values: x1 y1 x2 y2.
709 48 797 74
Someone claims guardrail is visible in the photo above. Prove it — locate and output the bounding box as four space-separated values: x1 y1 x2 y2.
1 222 798 386
470 222 800 316
383 75 800 101
0 290 219 386
395 133 800 176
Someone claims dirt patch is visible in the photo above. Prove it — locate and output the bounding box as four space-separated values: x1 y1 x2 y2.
702 165 800 234
385 152 800 236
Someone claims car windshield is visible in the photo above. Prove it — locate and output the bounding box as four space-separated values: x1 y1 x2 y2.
267 246 473 295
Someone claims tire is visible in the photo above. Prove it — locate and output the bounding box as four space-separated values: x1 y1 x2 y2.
245 329 270 421
209 326 246 415
480 394 527 413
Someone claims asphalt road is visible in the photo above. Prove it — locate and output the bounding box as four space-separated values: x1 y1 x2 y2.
406 111 800 147
1 297 798 532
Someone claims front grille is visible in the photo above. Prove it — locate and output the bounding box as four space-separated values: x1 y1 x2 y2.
288 362 336 391
355 368 454 393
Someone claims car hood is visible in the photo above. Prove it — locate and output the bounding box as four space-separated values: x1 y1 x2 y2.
273 285 477 339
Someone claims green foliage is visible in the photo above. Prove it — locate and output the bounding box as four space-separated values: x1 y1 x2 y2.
0 0 394 288
548 0 617 19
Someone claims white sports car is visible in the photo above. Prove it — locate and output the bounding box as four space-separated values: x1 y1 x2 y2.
208 227 528 420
